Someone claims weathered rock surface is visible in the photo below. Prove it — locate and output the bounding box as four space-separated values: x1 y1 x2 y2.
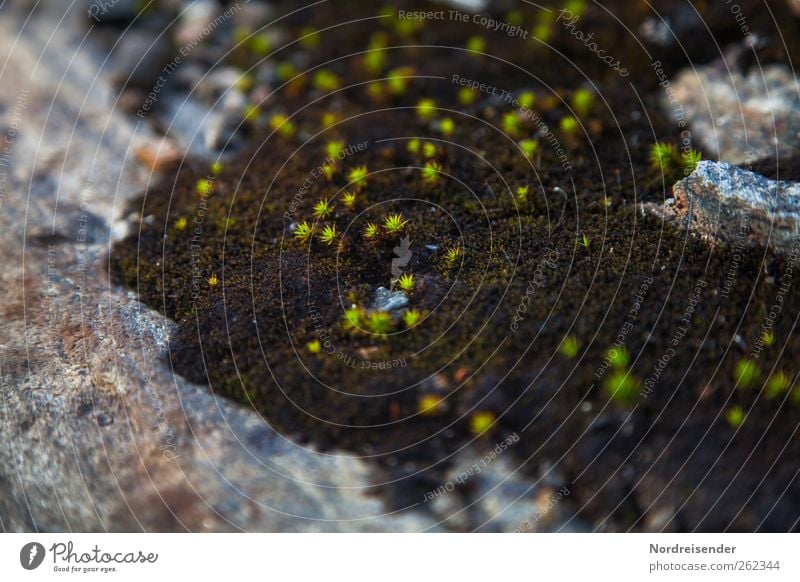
0 3 439 532
661 161 800 254
668 62 800 164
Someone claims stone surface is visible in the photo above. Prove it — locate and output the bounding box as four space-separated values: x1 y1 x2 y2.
660 161 800 254
0 3 437 533
668 61 800 164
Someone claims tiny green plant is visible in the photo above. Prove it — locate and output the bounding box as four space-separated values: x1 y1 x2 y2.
418 394 444 416
269 113 295 137
196 179 213 196
318 224 338 245
387 66 412 95
416 98 436 120
397 273 415 292
299 26 320 49
469 411 495 436
342 307 362 331
650 142 677 169
571 88 595 117
383 213 409 234
363 222 380 240
210 161 223 176
502 111 520 134
761 330 775 347
580 234 590 249
608 346 630 369
604 371 639 405
313 69 340 92
560 115 579 135
275 62 296 82
519 91 535 109
422 142 438 158
312 198 334 219
403 309 423 328
439 118 455 137
458 87 477 106
294 221 313 242
326 140 344 160
445 245 463 265
765 372 791 399
348 165 368 190
516 185 529 201
367 311 393 335
681 148 702 175
519 139 539 159
422 161 442 183
307 340 321 354
248 33 270 56
243 104 261 124
407 138 421 154
725 405 745 428
174 217 188 231
208 274 219 287
342 191 357 209
560 335 580 358
466 35 486 53
735 359 760 388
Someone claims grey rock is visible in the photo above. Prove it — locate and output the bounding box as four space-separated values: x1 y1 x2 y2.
372 287 409 312
661 161 800 254
668 61 800 164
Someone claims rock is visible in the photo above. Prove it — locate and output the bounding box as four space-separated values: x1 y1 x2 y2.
668 61 800 164
372 286 409 312
788 0 800 17
661 161 800 254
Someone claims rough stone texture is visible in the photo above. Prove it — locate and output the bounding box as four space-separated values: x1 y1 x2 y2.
668 61 800 164
0 3 439 533
661 161 800 254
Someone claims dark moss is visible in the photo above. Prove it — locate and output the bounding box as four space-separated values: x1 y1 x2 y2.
111 0 800 530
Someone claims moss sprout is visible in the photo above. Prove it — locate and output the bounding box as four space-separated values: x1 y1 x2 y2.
174 217 188 231
516 185 529 201
243 104 261 125
208 274 219 287
604 371 639 405
348 165 369 190
502 111 520 134
210 161 223 176
761 330 776 347
458 87 477 106
248 33 271 56
444 245 463 265
580 234 590 249
326 140 344 160
422 142 438 158
608 346 630 369
318 224 338 245
418 394 445 416
312 198 335 219
299 26 320 49
342 307 363 331
681 148 702 175
294 221 313 242
397 273 415 292
383 213 409 234
519 139 539 159
439 117 455 137
765 372 791 399
560 115 579 136
571 88 595 117
725 405 745 428
422 161 442 183
307 340 321 354
387 67 413 95
363 222 380 240
519 91 536 109
196 179 213 196
650 142 677 169
275 61 296 82
469 411 496 436
407 138 421 154
342 191 357 209
269 113 295 137
735 359 760 388
320 111 338 128
403 309 423 328
466 35 486 53
416 98 436 120
313 69 340 92
560 335 580 358
367 311 393 335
